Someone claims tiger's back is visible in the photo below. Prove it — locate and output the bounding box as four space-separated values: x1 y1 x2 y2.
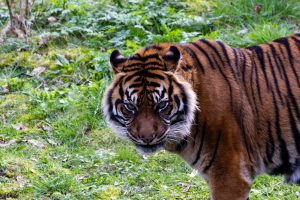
243 34 300 181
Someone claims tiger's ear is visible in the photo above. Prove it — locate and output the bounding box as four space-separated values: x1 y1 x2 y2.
110 50 127 73
162 46 181 72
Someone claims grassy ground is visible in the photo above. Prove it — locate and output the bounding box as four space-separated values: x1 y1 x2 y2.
0 0 300 199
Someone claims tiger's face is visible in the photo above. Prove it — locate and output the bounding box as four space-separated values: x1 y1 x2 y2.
102 45 197 154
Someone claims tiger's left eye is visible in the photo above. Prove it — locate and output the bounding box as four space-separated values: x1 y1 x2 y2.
156 101 168 111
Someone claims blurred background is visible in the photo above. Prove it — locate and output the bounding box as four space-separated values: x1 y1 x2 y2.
0 0 299 199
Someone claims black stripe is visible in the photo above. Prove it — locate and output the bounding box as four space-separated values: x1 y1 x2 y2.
271 84 290 175
253 55 263 104
118 77 124 98
203 132 221 173
130 89 139 95
192 114 199 148
144 45 162 52
129 53 161 62
160 87 166 98
251 46 271 91
147 81 160 87
266 51 284 104
233 48 239 68
125 90 130 100
167 77 173 100
266 121 274 164
269 44 283 79
216 41 237 80
274 37 300 87
286 97 300 154
176 136 188 152
201 40 231 72
240 50 247 83
129 83 143 88
191 120 207 165
190 42 215 69
201 39 226 65
238 104 253 164
199 40 225 65
123 61 164 71
182 46 205 73
172 80 188 113
276 46 300 120
174 95 181 110
211 55 234 109
249 57 259 116
124 70 165 82
291 36 300 53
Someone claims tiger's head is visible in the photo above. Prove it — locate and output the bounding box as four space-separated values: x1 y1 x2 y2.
102 44 197 154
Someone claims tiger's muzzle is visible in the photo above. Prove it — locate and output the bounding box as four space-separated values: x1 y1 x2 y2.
127 110 169 152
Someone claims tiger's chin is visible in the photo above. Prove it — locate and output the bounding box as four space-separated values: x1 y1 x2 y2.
135 142 165 155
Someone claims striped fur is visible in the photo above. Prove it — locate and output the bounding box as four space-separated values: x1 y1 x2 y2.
102 33 300 199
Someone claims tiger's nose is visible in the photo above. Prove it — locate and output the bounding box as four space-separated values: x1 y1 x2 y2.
139 134 155 144
129 127 156 144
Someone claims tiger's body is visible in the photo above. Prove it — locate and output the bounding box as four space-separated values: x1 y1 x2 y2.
102 34 300 199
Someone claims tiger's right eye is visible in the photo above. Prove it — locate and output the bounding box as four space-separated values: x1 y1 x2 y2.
124 103 136 112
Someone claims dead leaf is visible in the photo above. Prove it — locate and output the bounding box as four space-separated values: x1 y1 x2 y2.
183 184 192 193
1 84 9 94
35 53 42 59
37 124 52 132
142 154 150 160
253 4 262 14
16 175 28 188
32 66 46 76
75 175 85 181
43 125 52 132
0 139 17 148
38 36 48 45
82 124 91 135
237 28 248 35
31 157 38 162
48 16 57 24
13 123 27 130
47 139 57 146
24 139 45 149
189 169 198 177
14 27 25 39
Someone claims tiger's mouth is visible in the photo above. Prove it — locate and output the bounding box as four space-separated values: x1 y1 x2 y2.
135 141 165 154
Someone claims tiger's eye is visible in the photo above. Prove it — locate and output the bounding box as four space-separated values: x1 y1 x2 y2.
157 101 168 111
124 103 136 111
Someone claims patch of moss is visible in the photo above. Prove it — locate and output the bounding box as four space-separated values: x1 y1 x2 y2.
0 50 58 69
0 182 19 199
0 52 15 67
1 156 38 180
95 186 121 200
0 94 29 110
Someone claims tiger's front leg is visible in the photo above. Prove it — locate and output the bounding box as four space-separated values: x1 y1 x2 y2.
204 160 252 200
206 174 251 200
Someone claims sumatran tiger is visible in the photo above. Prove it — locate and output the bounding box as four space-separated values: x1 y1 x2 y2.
102 33 300 200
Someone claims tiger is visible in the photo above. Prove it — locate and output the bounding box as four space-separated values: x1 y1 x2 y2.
102 33 300 200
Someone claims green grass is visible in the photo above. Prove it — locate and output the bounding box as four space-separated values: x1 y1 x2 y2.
0 0 300 199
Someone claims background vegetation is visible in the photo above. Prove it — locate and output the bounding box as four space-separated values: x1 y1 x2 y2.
0 0 299 199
